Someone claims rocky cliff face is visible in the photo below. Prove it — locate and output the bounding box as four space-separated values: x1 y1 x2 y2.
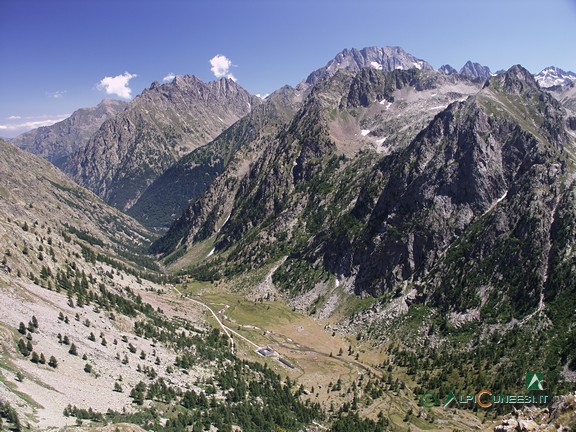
346 65 570 305
11 99 127 168
64 76 260 211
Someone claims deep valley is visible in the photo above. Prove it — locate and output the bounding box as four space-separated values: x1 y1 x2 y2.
1 45 576 432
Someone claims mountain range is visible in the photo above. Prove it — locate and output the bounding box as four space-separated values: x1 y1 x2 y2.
155 63 575 315
12 47 575 231
4 45 576 431
147 57 576 406
64 76 260 212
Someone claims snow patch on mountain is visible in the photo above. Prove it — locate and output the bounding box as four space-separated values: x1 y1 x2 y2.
370 61 383 70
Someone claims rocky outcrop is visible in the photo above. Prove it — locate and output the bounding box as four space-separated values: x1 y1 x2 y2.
494 394 576 431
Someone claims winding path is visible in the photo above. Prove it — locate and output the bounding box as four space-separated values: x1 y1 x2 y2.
171 285 261 354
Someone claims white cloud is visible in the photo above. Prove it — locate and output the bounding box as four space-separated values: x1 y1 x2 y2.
163 73 176 82
0 114 70 136
209 55 236 81
97 72 137 99
47 90 67 99
256 93 269 100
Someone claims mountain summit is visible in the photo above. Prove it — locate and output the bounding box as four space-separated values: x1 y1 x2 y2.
438 64 458 75
304 46 433 86
458 60 492 81
535 66 576 88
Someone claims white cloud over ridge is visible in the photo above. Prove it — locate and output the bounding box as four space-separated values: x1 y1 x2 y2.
163 73 176 82
97 72 137 99
210 55 236 81
0 114 70 137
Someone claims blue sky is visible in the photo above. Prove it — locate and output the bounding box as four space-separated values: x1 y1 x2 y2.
1 0 575 137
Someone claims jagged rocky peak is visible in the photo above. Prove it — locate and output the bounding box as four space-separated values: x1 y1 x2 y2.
459 60 492 81
535 65 576 88
485 64 540 95
173 74 189 86
267 84 307 110
171 74 206 87
87 98 128 119
143 74 201 94
438 64 457 75
305 46 433 86
142 74 196 93
142 75 256 106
